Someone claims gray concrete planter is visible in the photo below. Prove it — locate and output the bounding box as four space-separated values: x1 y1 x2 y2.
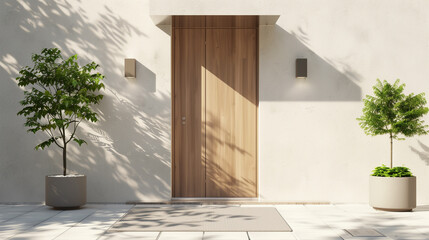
369 176 416 211
45 175 86 209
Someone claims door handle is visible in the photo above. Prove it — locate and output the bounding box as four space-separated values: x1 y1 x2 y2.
182 116 186 125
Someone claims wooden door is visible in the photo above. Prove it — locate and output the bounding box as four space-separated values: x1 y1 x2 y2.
173 16 258 198
173 28 206 197
205 28 258 197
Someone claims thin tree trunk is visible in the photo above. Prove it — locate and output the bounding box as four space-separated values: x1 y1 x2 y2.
63 142 67 176
390 133 393 169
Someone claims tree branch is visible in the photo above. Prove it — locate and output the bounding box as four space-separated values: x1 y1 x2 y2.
45 115 63 149
46 132 63 149
66 119 82 144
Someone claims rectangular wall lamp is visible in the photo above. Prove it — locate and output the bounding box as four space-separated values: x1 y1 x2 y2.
124 58 136 78
296 58 307 79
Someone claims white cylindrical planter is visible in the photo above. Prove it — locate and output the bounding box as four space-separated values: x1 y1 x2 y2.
45 175 87 208
369 176 416 211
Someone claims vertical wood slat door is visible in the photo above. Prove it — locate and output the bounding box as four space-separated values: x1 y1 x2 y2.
173 16 257 198
173 28 206 197
205 28 257 197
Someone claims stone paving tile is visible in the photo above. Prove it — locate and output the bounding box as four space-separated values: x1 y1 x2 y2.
158 231 204 240
375 227 429 240
281 215 330 230
248 231 296 240
384 217 429 229
203 232 249 240
331 228 354 239
343 238 393 240
1 204 429 240
55 226 107 240
74 208 132 229
334 204 376 212
324 220 367 229
98 231 160 240
0 204 42 212
275 205 308 211
0 208 61 239
134 204 200 208
292 228 343 240
278 211 318 219
241 204 276 208
344 228 384 237
294 236 343 240
1 205 132 240
0 211 32 223
9 207 98 240
277 210 318 219
305 205 344 212
89 204 134 210
10 225 73 240
414 226 429 236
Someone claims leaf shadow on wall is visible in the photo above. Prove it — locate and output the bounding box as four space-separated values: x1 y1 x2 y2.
204 112 257 198
410 141 429 166
0 0 171 202
259 25 362 101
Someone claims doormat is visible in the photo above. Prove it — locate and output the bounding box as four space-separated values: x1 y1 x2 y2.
109 206 292 232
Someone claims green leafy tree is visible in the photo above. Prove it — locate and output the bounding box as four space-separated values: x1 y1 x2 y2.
17 48 104 175
357 79 429 169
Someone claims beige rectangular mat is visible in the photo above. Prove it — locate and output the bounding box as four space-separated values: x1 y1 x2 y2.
110 206 291 232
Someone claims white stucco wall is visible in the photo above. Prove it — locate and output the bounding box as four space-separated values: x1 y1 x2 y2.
258 1 429 203
1 0 429 203
0 0 172 203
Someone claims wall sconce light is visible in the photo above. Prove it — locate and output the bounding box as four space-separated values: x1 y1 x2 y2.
124 58 136 78
296 58 307 79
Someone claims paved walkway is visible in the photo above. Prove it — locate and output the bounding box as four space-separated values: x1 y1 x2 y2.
0 204 429 240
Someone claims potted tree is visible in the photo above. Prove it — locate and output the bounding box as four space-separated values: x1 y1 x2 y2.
17 48 104 208
357 79 428 211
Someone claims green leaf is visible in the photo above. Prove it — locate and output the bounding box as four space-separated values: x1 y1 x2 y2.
372 164 413 177
358 79 429 138
73 138 87 146
16 47 104 152
35 137 57 150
